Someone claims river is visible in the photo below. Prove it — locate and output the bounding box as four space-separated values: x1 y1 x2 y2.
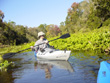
0 51 107 83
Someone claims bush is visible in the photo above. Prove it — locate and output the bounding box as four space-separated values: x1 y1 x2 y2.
103 19 110 26
49 27 110 51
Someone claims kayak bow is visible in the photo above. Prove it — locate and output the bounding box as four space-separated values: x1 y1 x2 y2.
97 61 110 83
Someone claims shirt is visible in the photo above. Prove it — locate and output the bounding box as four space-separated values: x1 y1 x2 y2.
34 39 48 51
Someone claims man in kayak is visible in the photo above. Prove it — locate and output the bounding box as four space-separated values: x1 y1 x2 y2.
31 31 49 52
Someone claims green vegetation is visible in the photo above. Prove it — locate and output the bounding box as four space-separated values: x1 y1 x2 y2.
0 42 34 71
0 0 110 70
0 26 109 55
1 0 110 46
0 42 34 55
49 27 110 52
0 60 14 71
0 0 110 45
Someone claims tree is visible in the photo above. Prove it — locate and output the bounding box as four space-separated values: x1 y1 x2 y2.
14 25 28 45
59 22 66 34
37 24 47 33
93 0 110 22
46 24 61 37
26 27 38 42
65 2 82 33
0 22 17 45
78 1 90 30
0 10 4 22
87 0 110 29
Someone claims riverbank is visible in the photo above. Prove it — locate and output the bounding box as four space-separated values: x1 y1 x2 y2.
0 27 110 70
0 42 34 71
0 42 34 56
49 26 110 52
0 27 110 56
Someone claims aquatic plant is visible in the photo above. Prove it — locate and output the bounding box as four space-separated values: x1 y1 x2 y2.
0 42 34 71
49 27 110 52
0 60 14 71
0 42 35 55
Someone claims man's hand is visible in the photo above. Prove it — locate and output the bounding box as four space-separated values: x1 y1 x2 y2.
44 40 48 44
30 46 33 48
30 46 35 51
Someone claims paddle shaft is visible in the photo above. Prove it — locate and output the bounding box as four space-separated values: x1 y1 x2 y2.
15 33 70 53
17 33 70 53
3 33 70 59
2 38 60 59
17 38 60 53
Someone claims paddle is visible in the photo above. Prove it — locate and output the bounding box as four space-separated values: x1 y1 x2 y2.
2 33 70 59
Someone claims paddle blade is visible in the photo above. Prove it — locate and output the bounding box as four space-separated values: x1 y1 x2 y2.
60 33 70 39
2 53 17 59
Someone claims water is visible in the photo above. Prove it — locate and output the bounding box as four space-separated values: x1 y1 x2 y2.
0 51 104 83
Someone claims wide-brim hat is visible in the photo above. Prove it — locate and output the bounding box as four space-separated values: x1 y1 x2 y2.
38 31 45 37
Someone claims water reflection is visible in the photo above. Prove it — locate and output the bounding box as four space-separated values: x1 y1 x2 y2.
0 70 14 83
34 60 74 79
34 61 52 79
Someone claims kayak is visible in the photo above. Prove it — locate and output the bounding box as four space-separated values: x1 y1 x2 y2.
97 61 110 83
35 48 71 61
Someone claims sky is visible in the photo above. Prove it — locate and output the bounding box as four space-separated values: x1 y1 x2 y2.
0 0 84 27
